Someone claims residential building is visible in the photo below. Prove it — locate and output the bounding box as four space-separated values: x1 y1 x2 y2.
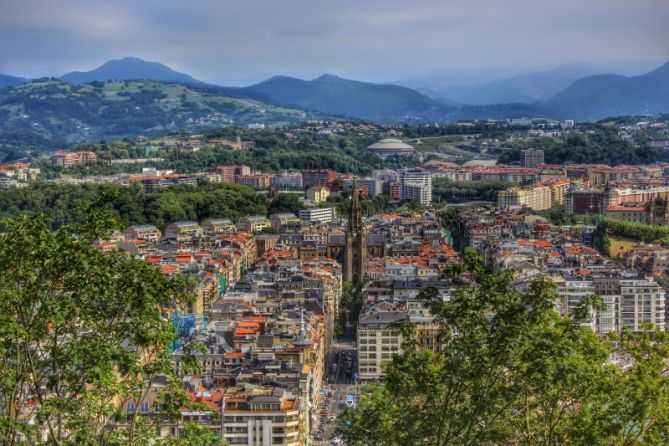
50 151 97 168
238 216 271 233
399 169 432 206
301 169 336 188
498 184 551 210
202 218 236 235
298 207 336 224
306 185 329 204
164 221 203 240
520 149 544 168
124 224 162 242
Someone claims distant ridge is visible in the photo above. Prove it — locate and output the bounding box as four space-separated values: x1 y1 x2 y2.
60 56 207 85
542 61 669 120
0 74 27 89
244 74 451 122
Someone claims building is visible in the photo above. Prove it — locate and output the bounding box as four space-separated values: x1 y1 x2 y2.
298 207 336 224
238 216 271 233
399 169 432 206
358 179 383 196
520 149 544 168
50 151 97 168
202 218 236 235
237 173 271 189
216 165 251 183
605 198 669 226
564 189 606 215
222 386 303 446
271 172 303 189
269 213 300 230
388 182 402 201
498 185 552 210
306 185 330 204
366 138 415 159
301 169 336 189
357 310 408 380
164 222 203 240
124 224 161 242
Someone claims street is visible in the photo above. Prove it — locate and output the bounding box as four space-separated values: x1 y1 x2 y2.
311 342 359 445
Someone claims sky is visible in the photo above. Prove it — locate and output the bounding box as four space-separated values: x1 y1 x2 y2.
1 0 668 86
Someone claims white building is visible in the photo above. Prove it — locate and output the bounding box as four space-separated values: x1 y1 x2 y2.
298 207 336 224
399 169 432 206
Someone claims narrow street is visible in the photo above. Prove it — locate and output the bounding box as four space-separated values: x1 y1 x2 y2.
311 340 359 445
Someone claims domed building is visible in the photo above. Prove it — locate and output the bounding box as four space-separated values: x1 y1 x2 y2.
366 138 415 159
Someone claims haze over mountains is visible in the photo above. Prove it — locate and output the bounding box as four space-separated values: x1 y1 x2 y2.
58 57 207 85
1 56 668 125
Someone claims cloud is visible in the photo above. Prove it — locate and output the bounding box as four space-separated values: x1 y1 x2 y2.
0 0 667 85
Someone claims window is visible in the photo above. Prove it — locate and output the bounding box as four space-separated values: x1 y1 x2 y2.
141 402 149 413
127 402 136 414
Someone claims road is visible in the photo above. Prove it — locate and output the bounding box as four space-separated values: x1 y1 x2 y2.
312 342 359 445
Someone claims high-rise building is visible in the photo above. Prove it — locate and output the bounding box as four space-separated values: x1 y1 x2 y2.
520 149 545 168
399 169 432 206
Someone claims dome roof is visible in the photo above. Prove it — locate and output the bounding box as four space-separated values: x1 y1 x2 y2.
367 138 415 151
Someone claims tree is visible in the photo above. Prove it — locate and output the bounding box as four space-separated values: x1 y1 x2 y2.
340 249 669 445
268 193 305 215
0 205 205 445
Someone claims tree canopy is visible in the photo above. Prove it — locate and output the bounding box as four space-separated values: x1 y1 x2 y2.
340 249 669 445
0 205 225 444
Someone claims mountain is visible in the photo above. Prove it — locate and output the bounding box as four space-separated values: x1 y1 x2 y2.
0 74 26 89
60 57 206 85
431 65 603 105
244 74 452 122
542 62 669 120
0 79 324 155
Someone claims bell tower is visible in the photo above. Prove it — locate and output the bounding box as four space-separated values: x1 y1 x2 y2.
344 182 366 285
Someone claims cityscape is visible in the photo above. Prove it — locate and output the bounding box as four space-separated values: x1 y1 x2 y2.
2 1 669 445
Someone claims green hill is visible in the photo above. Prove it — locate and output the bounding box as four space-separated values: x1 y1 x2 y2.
245 74 453 122
59 56 207 85
0 79 321 159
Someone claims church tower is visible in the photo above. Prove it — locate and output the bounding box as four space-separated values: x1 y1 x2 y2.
344 182 367 285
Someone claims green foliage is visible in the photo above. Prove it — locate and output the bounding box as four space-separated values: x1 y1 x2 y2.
268 194 305 215
0 209 194 445
340 254 669 445
432 177 512 203
599 216 669 243
536 203 599 226
0 182 267 229
0 79 322 156
498 127 668 166
335 282 363 338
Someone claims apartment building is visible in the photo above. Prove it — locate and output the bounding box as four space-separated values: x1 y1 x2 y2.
306 185 330 204
202 218 236 235
399 168 432 206
357 311 408 380
520 148 544 168
497 184 551 210
50 151 97 168
270 213 300 230
298 207 336 224
222 386 303 446
301 169 336 188
164 221 203 240
237 216 271 233
124 224 162 242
